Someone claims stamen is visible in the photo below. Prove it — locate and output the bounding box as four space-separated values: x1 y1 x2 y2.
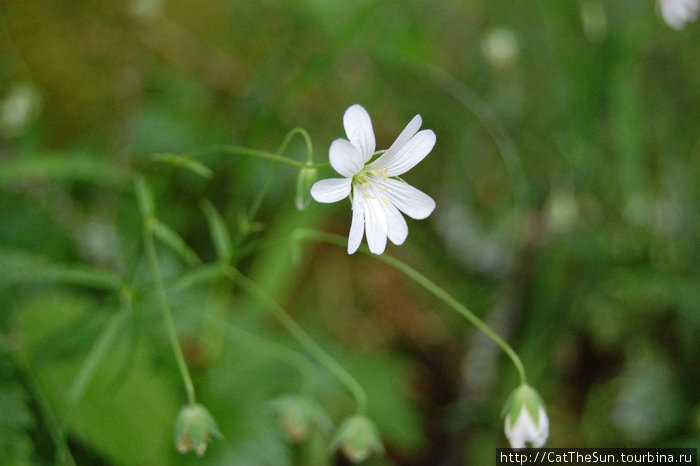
381 196 390 205
383 168 388 181
379 186 388 192
362 182 370 188
362 193 376 199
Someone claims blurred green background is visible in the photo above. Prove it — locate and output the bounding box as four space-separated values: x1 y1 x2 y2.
1 0 699 465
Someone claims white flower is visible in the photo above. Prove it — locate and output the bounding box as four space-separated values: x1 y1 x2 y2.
503 384 549 448
310 104 436 254
505 405 549 449
658 0 699 29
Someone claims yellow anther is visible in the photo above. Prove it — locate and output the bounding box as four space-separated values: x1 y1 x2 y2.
370 169 379 176
379 187 388 192
362 182 370 188
381 196 390 205
383 168 388 181
362 193 376 199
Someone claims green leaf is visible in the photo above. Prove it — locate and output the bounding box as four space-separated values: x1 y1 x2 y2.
0 249 123 291
0 341 36 465
170 263 225 292
151 218 201 266
13 292 178 465
200 199 233 263
0 153 132 189
134 176 155 218
152 153 214 179
62 312 128 429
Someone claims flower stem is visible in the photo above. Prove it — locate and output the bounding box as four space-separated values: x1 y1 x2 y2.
179 143 328 169
276 127 314 165
224 265 369 414
143 218 197 405
218 315 318 394
294 228 528 386
14 351 77 466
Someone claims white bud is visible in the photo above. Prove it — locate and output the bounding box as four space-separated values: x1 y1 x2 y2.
503 384 549 448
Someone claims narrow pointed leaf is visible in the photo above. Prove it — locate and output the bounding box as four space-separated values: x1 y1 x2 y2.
200 199 233 263
0 249 123 291
152 153 214 179
151 219 201 266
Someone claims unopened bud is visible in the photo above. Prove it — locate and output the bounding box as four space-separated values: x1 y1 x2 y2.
331 415 384 463
174 403 221 456
270 393 333 443
295 165 317 210
502 384 549 448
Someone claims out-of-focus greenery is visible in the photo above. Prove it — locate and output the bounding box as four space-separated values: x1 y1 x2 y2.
1 1 698 464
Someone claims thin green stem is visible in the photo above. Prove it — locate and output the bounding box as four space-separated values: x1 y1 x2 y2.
14 352 77 466
62 312 127 430
178 144 328 169
218 317 318 394
143 218 197 405
224 265 368 414
294 229 528 386
276 127 314 165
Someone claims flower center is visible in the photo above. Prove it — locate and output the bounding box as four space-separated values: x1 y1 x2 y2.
353 166 390 205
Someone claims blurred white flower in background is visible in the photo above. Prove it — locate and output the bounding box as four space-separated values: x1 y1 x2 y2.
129 0 164 22
658 0 699 29
1 83 42 138
481 28 519 70
580 0 608 43
311 104 436 255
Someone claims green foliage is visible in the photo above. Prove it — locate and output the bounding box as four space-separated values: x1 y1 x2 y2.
1 0 698 464
0 343 35 465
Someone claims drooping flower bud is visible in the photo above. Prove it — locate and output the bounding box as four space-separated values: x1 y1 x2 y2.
330 415 384 463
174 403 221 456
269 393 333 443
295 165 318 211
503 384 549 448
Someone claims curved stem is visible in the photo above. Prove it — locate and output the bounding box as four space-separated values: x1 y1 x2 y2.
294 229 528 386
220 317 318 394
224 266 368 414
276 127 314 165
143 219 197 405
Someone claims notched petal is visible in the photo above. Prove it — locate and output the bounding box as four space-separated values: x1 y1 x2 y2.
343 104 376 162
384 129 436 177
383 114 422 160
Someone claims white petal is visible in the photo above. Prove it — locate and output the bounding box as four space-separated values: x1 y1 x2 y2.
363 197 387 254
531 407 549 447
505 407 549 449
384 202 408 246
329 139 364 177
377 129 436 177
382 114 422 161
364 184 408 246
343 104 375 162
348 193 365 254
383 179 435 219
310 178 351 203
